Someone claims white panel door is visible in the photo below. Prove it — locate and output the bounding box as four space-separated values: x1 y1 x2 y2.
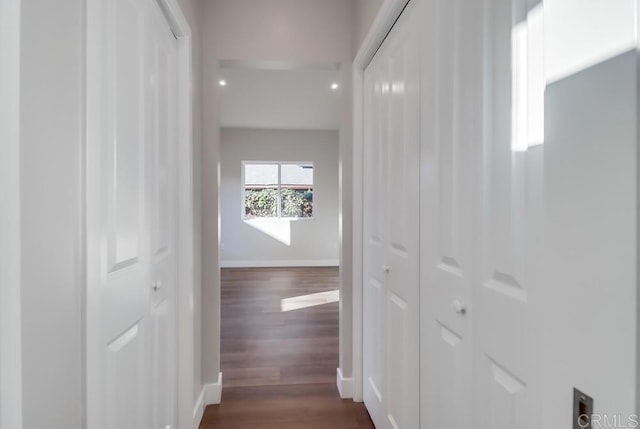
418 0 544 426
419 0 482 427
86 1 178 428
472 0 543 428
363 52 388 427
363 1 421 428
87 0 152 427
147 5 179 429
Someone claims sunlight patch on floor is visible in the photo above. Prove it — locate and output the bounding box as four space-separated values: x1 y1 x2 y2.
280 289 339 312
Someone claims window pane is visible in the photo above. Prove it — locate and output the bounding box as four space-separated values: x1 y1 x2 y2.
281 164 313 218
245 163 278 187
245 164 278 218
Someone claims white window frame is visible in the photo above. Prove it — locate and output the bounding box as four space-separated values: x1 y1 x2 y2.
241 161 315 220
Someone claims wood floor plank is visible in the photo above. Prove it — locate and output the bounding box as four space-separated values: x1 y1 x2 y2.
199 267 374 428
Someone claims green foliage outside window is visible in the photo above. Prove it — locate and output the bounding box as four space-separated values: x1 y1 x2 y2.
244 188 278 218
245 188 313 218
281 188 313 217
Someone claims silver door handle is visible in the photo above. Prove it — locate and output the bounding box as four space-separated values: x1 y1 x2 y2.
382 265 391 273
453 300 466 315
153 280 162 292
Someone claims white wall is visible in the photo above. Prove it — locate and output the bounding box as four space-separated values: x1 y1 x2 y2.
353 0 384 53
174 0 205 425
220 128 339 267
199 0 355 388
175 0 204 417
542 0 638 422
19 1 84 428
201 0 353 62
543 48 637 424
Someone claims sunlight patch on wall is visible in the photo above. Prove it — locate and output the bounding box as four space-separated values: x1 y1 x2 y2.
280 289 340 312
244 218 292 246
544 0 635 85
512 3 545 152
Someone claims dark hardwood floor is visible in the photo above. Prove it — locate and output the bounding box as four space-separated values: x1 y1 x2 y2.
220 267 340 387
199 267 374 429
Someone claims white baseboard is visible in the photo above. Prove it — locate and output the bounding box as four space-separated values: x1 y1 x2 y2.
336 368 353 399
220 259 339 268
192 388 205 429
204 372 223 405
192 372 223 429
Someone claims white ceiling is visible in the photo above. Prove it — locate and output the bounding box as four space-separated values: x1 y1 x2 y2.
218 63 341 130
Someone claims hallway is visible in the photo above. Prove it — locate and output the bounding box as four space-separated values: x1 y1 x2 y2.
199 267 373 428
5 1 640 428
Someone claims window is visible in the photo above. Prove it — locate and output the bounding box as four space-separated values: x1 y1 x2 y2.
243 162 314 219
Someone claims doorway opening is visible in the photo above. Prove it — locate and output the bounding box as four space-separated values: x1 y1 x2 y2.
202 61 371 427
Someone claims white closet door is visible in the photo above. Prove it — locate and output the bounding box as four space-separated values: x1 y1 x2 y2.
419 0 482 427
472 0 544 428
87 0 153 427
86 1 179 428
419 0 544 427
148 4 179 429
363 1 421 427
363 52 388 427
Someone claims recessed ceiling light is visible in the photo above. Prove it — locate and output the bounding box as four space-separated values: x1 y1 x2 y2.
219 80 227 87
331 83 339 90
